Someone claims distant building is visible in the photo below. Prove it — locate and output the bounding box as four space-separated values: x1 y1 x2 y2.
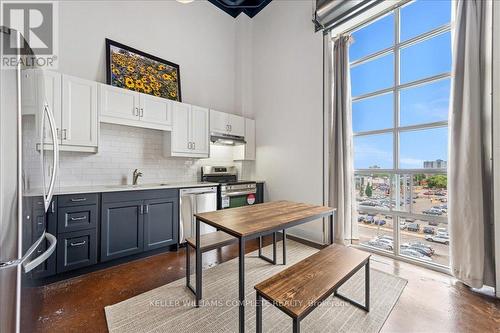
423 159 447 169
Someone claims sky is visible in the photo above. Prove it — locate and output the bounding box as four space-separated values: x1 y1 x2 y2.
349 0 451 170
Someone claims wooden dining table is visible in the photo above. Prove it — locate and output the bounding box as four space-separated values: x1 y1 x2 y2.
194 200 336 333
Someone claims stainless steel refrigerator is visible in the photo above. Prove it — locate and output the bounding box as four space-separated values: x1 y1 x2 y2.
0 27 59 332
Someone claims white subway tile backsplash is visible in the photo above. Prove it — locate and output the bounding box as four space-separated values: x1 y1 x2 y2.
24 118 246 188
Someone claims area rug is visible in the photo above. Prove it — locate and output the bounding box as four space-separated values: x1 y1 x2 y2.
105 241 407 333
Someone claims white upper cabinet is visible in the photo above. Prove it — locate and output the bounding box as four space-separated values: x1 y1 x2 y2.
99 84 139 122
209 109 245 137
99 84 172 131
170 101 191 154
62 75 98 148
234 118 256 161
190 105 209 155
138 93 173 130
35 71 98 152
164 102 209 158
227 113 245 137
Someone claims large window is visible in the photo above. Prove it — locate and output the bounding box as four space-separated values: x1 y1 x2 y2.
349 0 451 268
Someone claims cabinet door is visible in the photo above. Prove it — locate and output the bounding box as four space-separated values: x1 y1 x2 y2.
209 109 229 134
21 68 37 115
171 102 191 154
57 229 97 273
31 197 57 279
99 84 139 123
143 197 178 251
61 75 98 147
190 105 209 156
101 200 144 262
233 118 255 161
139 93 173 130
228 113 245 137
36 70 62 141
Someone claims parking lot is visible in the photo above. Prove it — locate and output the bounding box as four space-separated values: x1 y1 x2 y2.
354 223 450 266
355 176 449 266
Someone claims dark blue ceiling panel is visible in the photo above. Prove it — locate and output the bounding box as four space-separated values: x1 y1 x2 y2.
208 0 272 18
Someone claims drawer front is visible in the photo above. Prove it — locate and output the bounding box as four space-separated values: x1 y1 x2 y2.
101 189 178 204
58 205 97 233
57 229 97 273
58 193 98 208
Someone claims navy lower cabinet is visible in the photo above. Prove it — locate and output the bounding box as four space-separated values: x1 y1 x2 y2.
31 197 57 279
143 197 178 251
101 189 179 262
101 200 145 262
56 229 97 273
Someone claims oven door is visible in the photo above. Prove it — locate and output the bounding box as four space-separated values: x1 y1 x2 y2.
221 192 257 209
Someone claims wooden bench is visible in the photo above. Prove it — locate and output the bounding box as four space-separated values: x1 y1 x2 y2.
254 244 371 333
185 231 237 295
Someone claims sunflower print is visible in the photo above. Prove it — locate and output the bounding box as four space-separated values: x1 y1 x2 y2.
109 44 180 101
125 77 134 88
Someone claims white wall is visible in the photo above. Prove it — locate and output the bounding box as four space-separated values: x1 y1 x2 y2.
58 0 237 113
48 0 245 188
251 1 325 243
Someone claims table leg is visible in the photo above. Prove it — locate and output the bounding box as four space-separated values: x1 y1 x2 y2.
365 259 370 312
239 237 245 333
195 218 202 307
272 232 277 264
293 318 300 333
282 229 287 265
329 213 334 245
256 292 262 333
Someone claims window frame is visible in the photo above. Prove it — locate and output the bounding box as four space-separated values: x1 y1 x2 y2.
348 1 452 270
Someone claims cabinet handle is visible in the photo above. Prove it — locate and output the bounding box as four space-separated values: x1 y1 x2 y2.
51 201 55 213
229 125 232 132
144 204 149 214
140 108 144 117
139 205 144 215
192 142 196 150
56 128 60 139
70 198 87 202
70 216 87 221
188 142 192 149
69 240 86 247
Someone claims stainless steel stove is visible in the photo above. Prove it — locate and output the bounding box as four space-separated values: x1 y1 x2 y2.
201 166 257 209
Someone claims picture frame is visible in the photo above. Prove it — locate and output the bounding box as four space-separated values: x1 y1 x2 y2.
105 38 182 102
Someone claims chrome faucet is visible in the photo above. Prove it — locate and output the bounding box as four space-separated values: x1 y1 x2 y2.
132 169 143 185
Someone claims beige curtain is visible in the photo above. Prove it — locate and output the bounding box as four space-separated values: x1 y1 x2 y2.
327 33 355 244
449 0 495 288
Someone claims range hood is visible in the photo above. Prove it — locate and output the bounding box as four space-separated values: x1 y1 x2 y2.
210 132 246 146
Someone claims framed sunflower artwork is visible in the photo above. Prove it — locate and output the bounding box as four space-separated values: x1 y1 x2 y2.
105 38 181 101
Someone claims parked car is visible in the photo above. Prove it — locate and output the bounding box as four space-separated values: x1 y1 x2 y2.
406 242 435 255
437 227 448 234
406 223 420 232
358 216 366 222
400 222 407 230
423 226 435 234
374 219 386 226
425 234 450 245
401 249 432 262
437 231 449 238
428 220 439 226
423 208 442 216
408 246 433 257
367 239 393 251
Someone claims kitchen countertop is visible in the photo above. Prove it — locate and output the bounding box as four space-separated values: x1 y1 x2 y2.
25 181 219 196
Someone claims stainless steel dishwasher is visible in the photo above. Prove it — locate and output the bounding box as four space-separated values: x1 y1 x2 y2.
179 186 218 243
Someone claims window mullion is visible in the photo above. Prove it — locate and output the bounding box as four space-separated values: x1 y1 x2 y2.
393 6 401 257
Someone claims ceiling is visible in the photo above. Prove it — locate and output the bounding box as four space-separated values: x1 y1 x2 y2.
207 0 272 18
